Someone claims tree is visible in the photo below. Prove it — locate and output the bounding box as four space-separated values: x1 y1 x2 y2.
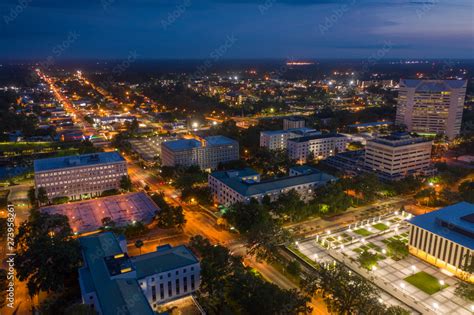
15 210 81 298
459 181 474 203
123 221 148 239
386 239 409 260
120 175 132 191
135 239 144 255
302 263 396 315
52 196 69 205
152 193 186 229
0 218 7 240
37 187 49 204
0 269 7 308
28 187 37 206
189 236 310 315
286 260 301 276
455 254 474 302
358 251 379 270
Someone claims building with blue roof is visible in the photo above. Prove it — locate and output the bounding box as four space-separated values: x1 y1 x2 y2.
79 232 201 314
34 152 128 201
396 79 467 139
407 202 474 282
209 166 336 206
161 135 239 170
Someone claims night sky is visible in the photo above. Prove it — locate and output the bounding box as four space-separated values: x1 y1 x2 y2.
0 0 473 60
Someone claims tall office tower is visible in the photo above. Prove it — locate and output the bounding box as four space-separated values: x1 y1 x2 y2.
395 79 467 139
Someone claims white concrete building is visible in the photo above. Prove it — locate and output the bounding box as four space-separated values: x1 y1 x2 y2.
260 128 319 151
395 79 467 139
287 133 348 163
364 132 434 181
209 166 336 206
161 135 239 170
407 202 474 282
283 117 305 130
34 152 127 201
79 232 201 314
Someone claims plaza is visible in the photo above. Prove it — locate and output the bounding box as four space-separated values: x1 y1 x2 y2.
292 211 474 315
41 192 159 233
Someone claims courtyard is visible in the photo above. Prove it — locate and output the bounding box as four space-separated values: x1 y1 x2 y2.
292 211 474 315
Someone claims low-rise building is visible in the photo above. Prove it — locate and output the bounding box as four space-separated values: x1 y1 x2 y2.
364 132 434 181
208 166 336 206
407 202 474 282
260 128 319 151
34 152 127 201
283 116 305 130
79 232 201 314
161 136 239 170
287 133 348 163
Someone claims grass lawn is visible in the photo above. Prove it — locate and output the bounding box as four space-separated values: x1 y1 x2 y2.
404 271 448 295
373 223 389 231
353 228 373 237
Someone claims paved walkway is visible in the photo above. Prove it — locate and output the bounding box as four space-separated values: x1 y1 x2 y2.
295 212 473 315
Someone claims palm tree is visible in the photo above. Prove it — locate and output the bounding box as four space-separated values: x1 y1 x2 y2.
135 239 144 255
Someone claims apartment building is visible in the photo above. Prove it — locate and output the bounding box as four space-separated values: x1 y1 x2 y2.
79 232 201 314
34 152 127 201
287 133 348 163
260 128 320 151
161 135 239 170
208 166 336 206
364 132 434 181
395 79 467 139
407 202 474 282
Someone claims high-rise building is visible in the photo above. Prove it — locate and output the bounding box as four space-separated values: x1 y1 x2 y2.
161 135 239 170
407 202 474 282
260 128 319 151
34 152 127 201
395 79 467 139
79 232 201 314
283 117 305 130
287 133 348 163
364 132 434 181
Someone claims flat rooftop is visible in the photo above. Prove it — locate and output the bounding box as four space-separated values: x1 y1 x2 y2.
34 151 125 172
204 135 238 146
79 232 154 315
407 202 474 250
40 192 158 233
162 139 201 151
132 245 199 278
79 232 199 315
401 79 467 91
261 128 315 136
211 167 336 197
370 132 432 147
288 133 346 143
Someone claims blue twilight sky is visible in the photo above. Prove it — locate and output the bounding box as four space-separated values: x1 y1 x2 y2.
0 0 473 59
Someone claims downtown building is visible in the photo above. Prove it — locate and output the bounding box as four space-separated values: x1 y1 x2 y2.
34 152 127 201
407 202 474 282
208 165 336 206
287 133 348 163
364 132 434 181
259 127 319 151
395 79 467 139
161 135 239 170
283 116 306 130
79 232 201 314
